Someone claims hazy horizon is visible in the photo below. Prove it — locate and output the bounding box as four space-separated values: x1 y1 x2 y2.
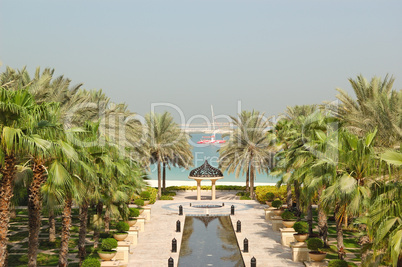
1 0 401 122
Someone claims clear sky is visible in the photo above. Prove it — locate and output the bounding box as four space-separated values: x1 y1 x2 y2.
1 0 401 123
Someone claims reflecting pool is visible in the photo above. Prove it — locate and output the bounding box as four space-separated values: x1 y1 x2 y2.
178 216 244 267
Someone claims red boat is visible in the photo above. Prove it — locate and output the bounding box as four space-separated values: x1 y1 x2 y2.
197 135 226 144
197 105 226 144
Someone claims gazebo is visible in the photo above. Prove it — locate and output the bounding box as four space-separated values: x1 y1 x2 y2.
188 160 224 201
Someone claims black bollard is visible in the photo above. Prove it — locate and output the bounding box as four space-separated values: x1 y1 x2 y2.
172 238 177 252
190 203 192 207
222 203 224 207
231 205 235 215
179 205 183 215
243 238 249 253
176 220 181 232
236 220 241 233
168 257 174 267
251 256 256 267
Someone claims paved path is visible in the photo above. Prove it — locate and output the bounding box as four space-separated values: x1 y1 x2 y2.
129 191 303 267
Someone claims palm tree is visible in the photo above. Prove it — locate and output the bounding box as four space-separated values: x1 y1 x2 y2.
219 110 271 199
162 131 193 191
0 88 48 266
336 74 402 148
145 112 186 199
321 130 377 259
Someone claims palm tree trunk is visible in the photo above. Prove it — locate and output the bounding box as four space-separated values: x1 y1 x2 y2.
162 162 166 192
157 158 162 199
249 164 255 199
307 203 313 235
93 202 103 249
49 210 56 242
245 167 250 193
78 200 89 265
0 154 16 266
335 204 345 260
104 209 110 234
317 188 328 247
286 182 292 209
28 158 47 267
294 181 301 218
58 198 73 267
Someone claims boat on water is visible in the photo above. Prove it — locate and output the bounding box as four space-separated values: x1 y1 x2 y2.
197 105 226 144
197 135 226 144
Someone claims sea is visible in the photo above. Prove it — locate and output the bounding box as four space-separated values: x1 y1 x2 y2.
148 133 279 186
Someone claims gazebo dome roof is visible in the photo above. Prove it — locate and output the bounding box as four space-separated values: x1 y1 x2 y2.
189 160 223 177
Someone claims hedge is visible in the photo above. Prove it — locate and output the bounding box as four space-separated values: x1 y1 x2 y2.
165 185 245 191
254 186 292 203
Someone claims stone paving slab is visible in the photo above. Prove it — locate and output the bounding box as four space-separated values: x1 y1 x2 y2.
128 191 303 267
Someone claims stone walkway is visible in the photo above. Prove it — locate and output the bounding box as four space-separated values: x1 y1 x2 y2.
129 191 303 267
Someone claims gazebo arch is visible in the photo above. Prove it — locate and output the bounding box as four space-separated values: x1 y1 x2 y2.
188 160 224 200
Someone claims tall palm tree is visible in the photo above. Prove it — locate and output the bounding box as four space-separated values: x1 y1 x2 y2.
0 88 48 266
336 74 402 148
219 110 271 199
145 112 186 199
162 131 193 191
321 130 377 259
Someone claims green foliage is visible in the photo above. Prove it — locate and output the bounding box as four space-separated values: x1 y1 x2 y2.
255 186 290 203
115 221 129 233
307 237 324 252
82 258 101 267
266 192 275 201
101 238 118 251
134 199 144 206
160 195 173 200
129 208 140 218
293 221 309 234
236 191 250 197
240 195 251 200
162 191 176 196
140 191 151 200
147 187 158 204
165 185 245 191
99 232 112 239
328 259 348 267
271 199 283 209
281 210 296 220
19 253 59 266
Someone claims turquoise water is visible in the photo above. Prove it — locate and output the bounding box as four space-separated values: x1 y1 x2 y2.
149 133 279 184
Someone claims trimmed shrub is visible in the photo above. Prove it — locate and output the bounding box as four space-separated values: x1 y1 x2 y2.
82 258 101 267
293 221 309 234
99 232 112 239
129 208 140 218
162 191 176 196
140 191 151 200
271 200 283 209
160 195 173 200
281 210 296 220
240 195 251 200
164 185 246 191
255 185 290 203
266 192 275 201
147 187 158 204
306 237 324 252
328 259 348 267
134 199 144 207
101 238 118 251
115 221 129 233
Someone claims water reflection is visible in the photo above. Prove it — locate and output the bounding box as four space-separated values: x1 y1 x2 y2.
178 216 244 267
